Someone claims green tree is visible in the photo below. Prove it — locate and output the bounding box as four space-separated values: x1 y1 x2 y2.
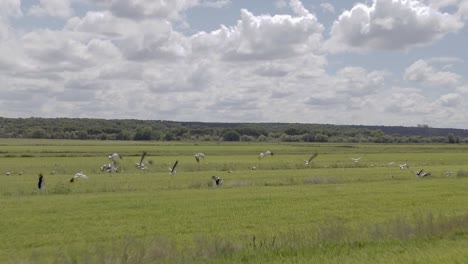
222 130 240 141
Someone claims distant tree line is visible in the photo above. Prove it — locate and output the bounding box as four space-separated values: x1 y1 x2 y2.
0 117 467 144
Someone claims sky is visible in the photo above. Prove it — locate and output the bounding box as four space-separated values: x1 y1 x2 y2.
1 0 468 129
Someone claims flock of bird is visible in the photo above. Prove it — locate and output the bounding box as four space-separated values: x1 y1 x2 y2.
3 150 449 192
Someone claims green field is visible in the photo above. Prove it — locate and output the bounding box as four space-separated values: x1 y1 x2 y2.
1 139 467 263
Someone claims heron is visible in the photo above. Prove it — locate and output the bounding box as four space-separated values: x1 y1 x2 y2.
413 169 430 178
70 172 88 182
305 153 318 166
38 173 45 190
351 157 361 163
212 176 223 186
399 164 408 169
136 151 147 169
195 153 205 163
168 160 178 174
109 153 121 160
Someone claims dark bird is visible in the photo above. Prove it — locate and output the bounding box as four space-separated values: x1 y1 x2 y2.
70 172 88 182
38 173 45 190
212 176 223 186
413 169 430 178
168 160 178 174
305 153 318 166
136 151 147 169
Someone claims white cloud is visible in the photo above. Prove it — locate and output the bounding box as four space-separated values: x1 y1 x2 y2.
405 59 461 87
328 0 463 51
94 0 199 20
438 93 462 106
320 2 335 14
191 7 324 61
28 0 73 18
275 0 288 9
0 0 22 18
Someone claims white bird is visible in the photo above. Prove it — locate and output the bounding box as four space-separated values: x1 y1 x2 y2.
265 150 273 156
251 166 257 170
70 172 88 182
101 163 118 173
351 157 361 163
168 160 178 175
109 153 121 160
212 176 223 186
399 164 408 170
195 153 205 163
305 153 318 166
38 173 45 190
446 171 454 176
259 152 265 159
5 171 11 176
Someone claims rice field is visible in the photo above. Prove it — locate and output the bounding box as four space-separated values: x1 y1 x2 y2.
1 139 467 263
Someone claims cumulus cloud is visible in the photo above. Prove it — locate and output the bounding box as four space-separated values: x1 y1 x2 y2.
328 0 463 51
438 93 462 106
320 2 335 14
405 59 461 87
191 6 324 61
28 0 73 18
0 0 22 18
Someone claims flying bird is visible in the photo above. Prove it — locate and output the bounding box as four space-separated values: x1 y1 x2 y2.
195 153 205 163
305 153 318 166
108 153 121 160
136 151 147 169
38 173 45 190
413 169 430 178
399 163 408 169
70 172 88 183
168 160 178 174
212 176 223 186
351 157 361 163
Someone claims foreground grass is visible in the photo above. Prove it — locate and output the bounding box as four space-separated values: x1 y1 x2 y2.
1 139 468 263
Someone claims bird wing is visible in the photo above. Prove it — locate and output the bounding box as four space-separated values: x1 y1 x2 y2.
139 152 147 165
308 153 318 163
172 160 178 171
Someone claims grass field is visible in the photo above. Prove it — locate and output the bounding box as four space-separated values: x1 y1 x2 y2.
1 139 467 263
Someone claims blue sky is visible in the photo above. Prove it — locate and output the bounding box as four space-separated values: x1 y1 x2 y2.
1 0 468 128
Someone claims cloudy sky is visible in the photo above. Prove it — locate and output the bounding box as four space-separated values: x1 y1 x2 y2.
1 0 468 128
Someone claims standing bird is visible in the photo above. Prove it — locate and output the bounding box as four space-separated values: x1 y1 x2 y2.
195 153 205 163
399 163 408 169
38 173 45 190
70 172 88 183
109 153 121 160
305 153 318 166
212 176 223 186
168 160 178 174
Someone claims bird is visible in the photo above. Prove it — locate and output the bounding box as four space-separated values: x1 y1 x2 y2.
351 157 361 163
446 171 454 176
265 150 273 156
399 163 408 169
195 153 205 163
108 153 121 160
259 152 265 159
212 176 223 186
168 160 178 174
413 169 430 178
6 171 11 176
305 153 318 166
136 151 147 169
38 173 45 190
70 172 88 182
251 166 257 170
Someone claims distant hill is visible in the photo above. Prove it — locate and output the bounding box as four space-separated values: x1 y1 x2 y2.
0 117 467 143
